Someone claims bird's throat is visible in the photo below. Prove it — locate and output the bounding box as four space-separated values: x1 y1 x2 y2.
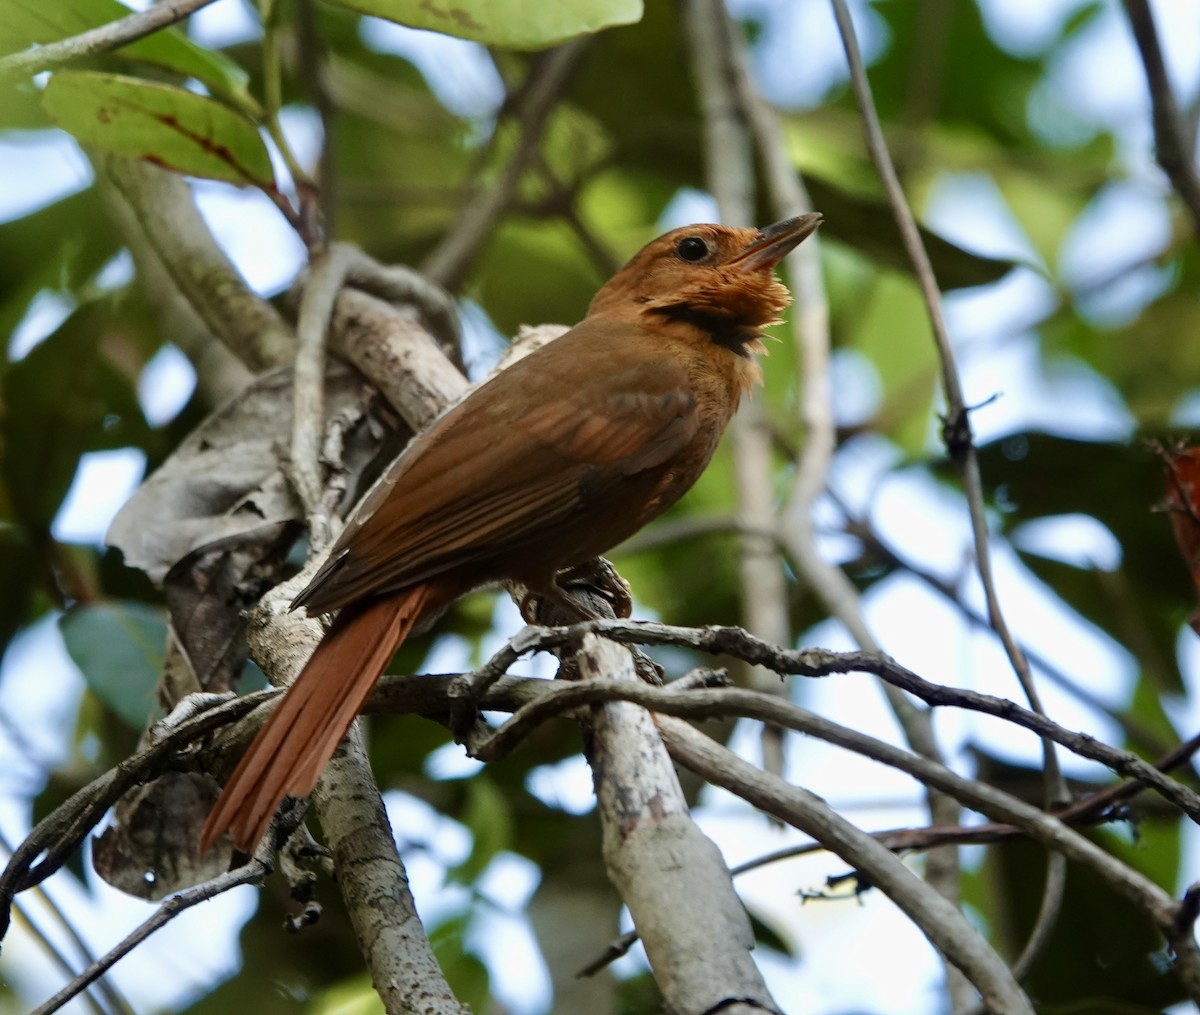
650 304 759 358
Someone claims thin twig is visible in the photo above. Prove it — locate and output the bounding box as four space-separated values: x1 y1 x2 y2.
467 618 1200 821
849 513 1179 761
0 692 267 937
291 243 358 546
0 0 219 79
827 0 1066 816
29 860 269 1015
296 0 338 239
260 0 320 248
8 902 108 1015
0 827 130 1015
1122 0 1200 237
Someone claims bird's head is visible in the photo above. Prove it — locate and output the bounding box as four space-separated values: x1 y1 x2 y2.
588 213 822 357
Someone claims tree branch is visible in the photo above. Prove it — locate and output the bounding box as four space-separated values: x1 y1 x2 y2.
29 859 269 1015
657 717 1035 1014
827 0 1067 826
580 635 781 1014
0 0 219 79
1122 0 1200 237
469 618 1200 821
98 156 296 373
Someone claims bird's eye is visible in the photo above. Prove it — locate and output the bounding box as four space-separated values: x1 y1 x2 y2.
675 236 709 262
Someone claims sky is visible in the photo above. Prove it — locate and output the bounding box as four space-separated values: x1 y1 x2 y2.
1 0 1199 1013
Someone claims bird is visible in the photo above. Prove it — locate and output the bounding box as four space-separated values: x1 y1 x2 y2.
199 212 822 854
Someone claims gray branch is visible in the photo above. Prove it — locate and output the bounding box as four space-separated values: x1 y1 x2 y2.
0 0 219 79
579 635 781 1014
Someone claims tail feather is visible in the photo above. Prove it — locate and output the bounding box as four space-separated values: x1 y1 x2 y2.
200 584 434 854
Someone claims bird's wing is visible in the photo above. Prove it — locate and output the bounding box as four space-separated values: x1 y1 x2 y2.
294 322 699 613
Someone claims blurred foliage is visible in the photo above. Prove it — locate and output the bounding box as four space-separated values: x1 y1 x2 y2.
1 0 1198 1013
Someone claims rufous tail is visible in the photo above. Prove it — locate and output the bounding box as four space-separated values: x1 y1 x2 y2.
199 584 435 854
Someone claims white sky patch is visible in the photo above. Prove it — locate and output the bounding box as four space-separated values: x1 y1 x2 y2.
658 187 719 229
923 171 1042 266
1167 631 1200 745
693 805 943 1015
957 335 1135 443
359 18 504 119
976 0 1093 56
6 290 73 360
468 853 549 1015
828 347 883 427
943 268 1058 347
0 615 83 788
872 468 977 578
52 448 147 545
466 896 550 1015
138 343 197 426
424 740 485 780
1012 512 1123 571
729 0 889 109
1170 388 1200 427
95 249 136 290
188 0 262 48
459 298 508 381
526 754 596 815
190 180 306 294
0 132 92 223
275 104 325 176
1059 181 1172 284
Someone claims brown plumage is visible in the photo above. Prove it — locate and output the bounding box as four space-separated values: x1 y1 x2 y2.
199 213 822 854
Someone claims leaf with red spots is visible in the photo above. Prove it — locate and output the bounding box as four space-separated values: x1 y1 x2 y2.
1164 445 1200 634
42 71 275 190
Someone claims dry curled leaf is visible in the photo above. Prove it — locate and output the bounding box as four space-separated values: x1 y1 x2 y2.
92 772 231 899
107 362 399 584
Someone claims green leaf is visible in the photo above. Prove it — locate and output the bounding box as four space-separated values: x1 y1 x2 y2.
323 0 642 49
61 600 165 729
42 71 274 189
308 974 385 1015
0 0 252 107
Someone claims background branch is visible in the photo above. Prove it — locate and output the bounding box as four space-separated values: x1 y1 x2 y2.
1122 0 1200 236
685 0 793 780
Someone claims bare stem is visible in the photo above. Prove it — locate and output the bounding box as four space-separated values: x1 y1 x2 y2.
0 0 219 79
29 861 269 1015
827 0 1066 810
1122 0 1200 237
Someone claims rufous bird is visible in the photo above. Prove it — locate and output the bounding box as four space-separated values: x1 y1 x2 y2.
200 213 822 853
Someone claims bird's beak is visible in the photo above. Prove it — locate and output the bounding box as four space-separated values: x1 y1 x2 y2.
733 212 823 271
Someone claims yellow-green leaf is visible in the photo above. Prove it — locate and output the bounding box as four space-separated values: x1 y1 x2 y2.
325 0 642 49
